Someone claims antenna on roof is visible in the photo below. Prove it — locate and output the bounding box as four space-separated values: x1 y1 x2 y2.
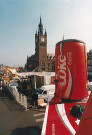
62 33 64 40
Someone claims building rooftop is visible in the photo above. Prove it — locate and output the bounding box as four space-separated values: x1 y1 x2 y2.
47 53 55 59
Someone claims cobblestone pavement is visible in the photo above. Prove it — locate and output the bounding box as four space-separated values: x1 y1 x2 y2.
0 87 45 135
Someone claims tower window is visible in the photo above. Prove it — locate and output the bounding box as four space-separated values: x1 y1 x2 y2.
42 62 45 67
52 62 55 72
40 43 46 47
48 63 50 67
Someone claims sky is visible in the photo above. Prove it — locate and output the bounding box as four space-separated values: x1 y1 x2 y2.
0 0 92 67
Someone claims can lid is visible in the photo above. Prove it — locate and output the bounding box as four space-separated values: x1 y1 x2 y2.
56 39 85 47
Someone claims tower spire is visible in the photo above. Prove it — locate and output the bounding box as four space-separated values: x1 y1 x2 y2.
45 29 47 35
38 16 43 35
40 16 42 24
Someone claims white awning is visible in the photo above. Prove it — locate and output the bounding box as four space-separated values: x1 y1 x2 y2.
16 72 55 77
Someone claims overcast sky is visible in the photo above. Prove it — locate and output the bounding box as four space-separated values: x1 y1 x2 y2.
0 0 92 67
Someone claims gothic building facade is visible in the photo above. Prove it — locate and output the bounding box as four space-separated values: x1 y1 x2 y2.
26 17 55 72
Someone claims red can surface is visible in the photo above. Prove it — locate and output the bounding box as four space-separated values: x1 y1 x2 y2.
55 39 88 100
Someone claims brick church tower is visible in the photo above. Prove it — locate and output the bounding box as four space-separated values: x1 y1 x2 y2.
35 17 48 71
26 17 55 72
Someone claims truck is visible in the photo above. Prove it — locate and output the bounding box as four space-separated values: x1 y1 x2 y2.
38 84 55 102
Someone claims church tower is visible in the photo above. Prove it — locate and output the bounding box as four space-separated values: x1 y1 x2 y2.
26 17 55 72
35 17 48 71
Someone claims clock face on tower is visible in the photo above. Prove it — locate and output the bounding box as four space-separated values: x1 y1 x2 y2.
41 37 45 42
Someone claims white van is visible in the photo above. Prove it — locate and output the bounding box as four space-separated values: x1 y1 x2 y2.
38 84 55 102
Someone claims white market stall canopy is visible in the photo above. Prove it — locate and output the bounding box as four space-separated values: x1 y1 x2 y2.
16 72 55 88
16 72 55 78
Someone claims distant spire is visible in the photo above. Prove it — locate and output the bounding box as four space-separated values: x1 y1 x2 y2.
62 34 64 40
35 30 37 35
45 29 47 35
40 16 42 24
38 29 40 35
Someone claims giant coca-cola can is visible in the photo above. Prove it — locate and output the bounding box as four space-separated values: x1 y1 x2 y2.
55 39 88 101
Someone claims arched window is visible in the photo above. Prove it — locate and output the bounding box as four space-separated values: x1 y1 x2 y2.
51 61 55 72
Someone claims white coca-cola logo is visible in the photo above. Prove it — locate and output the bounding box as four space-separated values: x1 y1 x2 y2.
58 55 66 87
56 53 73 99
